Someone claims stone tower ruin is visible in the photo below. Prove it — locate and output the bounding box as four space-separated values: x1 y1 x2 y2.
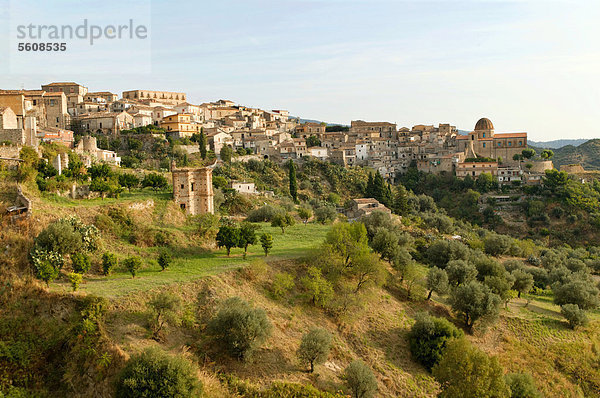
172 161 214 215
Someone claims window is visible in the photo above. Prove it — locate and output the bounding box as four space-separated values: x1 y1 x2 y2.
518 141 522 146
483 133 486 138
191 183 195 191
483 143 486 148
497 142 502 146
180 184 184 189
180 203 186 210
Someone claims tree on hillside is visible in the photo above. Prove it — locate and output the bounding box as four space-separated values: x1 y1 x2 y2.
297 328 332 373
142 173 169 191
147 292 182 339
301 266 334 307
521 148 536 160
553 274 600 310
271 213 295 234
393 184 411 215
426 267 449 300
216 225 241 256
432 338 510 398
323 222 370 267
260 233 273 256
409 312 463 370
449 280 502 331
344 360 377 398
511 269 534 298
297 207 313 224
220 145 233 163
540 149 554 160
288 159 298 202
238 222 259 259
446 260 477 287
198 131 207 159
118 173 140 192
543 169 569 192
207 297 272 359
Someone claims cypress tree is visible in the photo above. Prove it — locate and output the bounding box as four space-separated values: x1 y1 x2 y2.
198 131 207 159
366 172 375 197
373 172 386 202
394 184 410 215
288 159 298 203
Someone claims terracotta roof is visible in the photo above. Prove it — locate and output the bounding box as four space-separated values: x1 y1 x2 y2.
494 133 527 138
353 198 380 204
43 82 81 86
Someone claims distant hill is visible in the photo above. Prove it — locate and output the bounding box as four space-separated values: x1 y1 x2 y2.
530 139 600 170
528 139 589 149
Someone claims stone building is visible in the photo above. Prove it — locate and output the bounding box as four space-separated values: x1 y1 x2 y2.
457 118 527 163
172 162 215 215
122 90 187 105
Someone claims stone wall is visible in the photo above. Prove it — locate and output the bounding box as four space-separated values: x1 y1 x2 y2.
561 163 585 174
0 129 25 145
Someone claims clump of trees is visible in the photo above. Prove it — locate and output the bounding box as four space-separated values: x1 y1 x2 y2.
147 292 182 340
216 221 260 256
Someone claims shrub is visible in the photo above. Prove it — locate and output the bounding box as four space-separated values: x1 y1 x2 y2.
68 272 83 292
116 347 202 398
123 256 143 278
297 207 313 224
271 272 295 298
314 205 337 224
30 248 64 286
33 219 83 255
157 248 172 271
409 312 463 370
432 339 509 398
297 328 332 372
246 205 283 222
207 297 272 359
102 252 118 275
561 304 589 329
71 252 91 274
504 373 541 398
344 360 377 398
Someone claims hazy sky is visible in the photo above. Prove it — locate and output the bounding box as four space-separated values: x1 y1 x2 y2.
1 0 599 141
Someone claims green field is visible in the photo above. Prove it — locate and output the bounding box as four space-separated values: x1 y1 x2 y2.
52 222 329 298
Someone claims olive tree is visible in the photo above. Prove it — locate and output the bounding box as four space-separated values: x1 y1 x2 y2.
426 267 449 300
449 280 502 331
344 359 377 398
409 312 463 370
207 297 272 359
297 328 332 372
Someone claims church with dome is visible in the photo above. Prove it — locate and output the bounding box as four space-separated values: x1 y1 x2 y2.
457 118 528 162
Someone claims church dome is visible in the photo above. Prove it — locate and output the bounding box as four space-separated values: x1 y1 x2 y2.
474 118 494 131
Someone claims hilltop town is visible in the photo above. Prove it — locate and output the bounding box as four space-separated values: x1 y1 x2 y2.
1 82 554 187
